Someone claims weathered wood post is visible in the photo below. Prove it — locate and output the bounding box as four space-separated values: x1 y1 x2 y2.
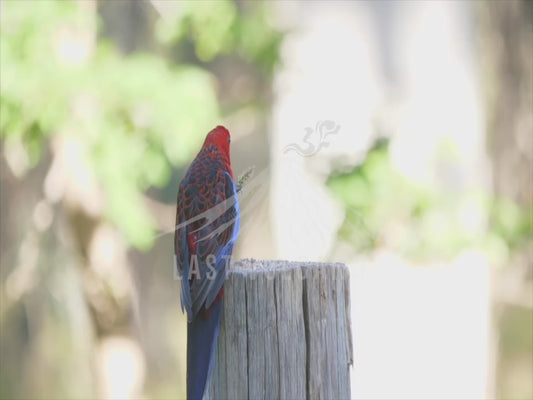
206 259 353 399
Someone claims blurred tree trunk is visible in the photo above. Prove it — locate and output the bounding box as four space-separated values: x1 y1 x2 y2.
0 146 97 399
98 0 158 54
480 1 533 399
484 0 532 211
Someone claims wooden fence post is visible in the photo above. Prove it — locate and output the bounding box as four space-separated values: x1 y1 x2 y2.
206 259 353 399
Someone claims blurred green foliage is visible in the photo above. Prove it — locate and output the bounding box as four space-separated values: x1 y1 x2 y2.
328 139 533 263
0 0 281 249
156 0 282 73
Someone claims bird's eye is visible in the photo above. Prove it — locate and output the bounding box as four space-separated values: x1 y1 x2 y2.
228 137 231 143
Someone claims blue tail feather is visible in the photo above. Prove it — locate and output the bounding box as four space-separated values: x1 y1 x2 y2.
187 301 222 400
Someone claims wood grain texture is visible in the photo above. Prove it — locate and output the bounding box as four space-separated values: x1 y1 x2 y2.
206 259 352 399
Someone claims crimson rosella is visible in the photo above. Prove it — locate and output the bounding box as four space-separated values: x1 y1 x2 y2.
174 126 240 400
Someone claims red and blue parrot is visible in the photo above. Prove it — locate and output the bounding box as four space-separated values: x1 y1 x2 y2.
174 126 240 400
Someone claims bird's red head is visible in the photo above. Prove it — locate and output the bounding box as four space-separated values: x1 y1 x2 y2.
203 125 231 156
